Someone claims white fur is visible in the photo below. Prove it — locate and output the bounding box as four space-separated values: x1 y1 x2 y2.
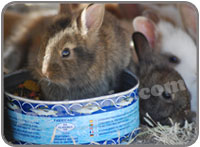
158 20 197 112
42 46 52 76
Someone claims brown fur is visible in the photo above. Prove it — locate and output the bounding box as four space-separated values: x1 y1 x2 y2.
4 14 53 73
4 11 23 41
27 4 134 101
132 32 193 125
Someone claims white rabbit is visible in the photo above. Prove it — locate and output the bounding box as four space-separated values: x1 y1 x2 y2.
157 20 197 113
133 7 197 113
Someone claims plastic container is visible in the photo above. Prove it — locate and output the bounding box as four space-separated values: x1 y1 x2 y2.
4 69 139 145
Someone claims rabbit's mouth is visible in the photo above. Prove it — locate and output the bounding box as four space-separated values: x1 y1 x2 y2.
33 67 65 84
41 76 69 86
36 68 68 84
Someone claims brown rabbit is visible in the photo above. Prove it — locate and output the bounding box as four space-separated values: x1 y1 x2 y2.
132 32 194 125
26 4 134 101
3 4 134 73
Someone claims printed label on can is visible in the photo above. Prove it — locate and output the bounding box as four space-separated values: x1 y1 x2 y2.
7 100 139 144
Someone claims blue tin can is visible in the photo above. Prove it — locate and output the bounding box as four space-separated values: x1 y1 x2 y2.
4 70 140 145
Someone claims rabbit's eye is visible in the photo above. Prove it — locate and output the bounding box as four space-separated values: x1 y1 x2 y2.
162 91 172 100
62 48 70 58
169 56 179 64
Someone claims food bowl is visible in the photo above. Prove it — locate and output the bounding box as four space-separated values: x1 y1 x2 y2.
4 69 139 145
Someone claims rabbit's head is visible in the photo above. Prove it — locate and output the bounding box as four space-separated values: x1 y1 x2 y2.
34 4 105 84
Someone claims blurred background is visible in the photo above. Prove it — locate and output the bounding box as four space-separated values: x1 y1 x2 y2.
3 3 197 43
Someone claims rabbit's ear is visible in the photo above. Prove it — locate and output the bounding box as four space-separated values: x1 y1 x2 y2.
78 4 105 35
59 4 73 15
132 32 152 61
133 16 157 48
179 3 197 42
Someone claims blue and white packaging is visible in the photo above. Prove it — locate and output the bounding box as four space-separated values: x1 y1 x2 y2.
4 70 140 145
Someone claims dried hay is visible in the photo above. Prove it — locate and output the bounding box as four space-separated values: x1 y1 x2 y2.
129 113 197 145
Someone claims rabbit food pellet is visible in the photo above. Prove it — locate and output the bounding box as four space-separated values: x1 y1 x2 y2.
11 80 41 100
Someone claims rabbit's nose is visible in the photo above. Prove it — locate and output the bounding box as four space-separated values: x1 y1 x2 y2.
42 63 60 78
42 70 50 78
42 64 49 77
42 62 50 78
